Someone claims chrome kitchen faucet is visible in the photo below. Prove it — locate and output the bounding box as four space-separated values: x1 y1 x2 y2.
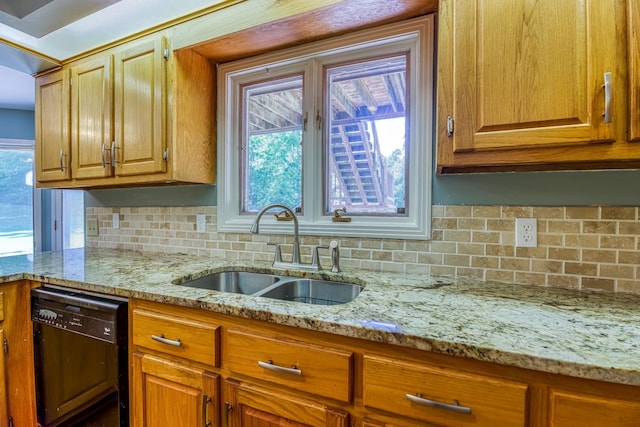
250 204 340 272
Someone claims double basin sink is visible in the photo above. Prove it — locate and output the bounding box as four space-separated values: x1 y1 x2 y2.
175 271 362 306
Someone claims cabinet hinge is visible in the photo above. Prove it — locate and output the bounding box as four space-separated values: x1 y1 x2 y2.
163 48 169 60
3 337 8 354
163 148 169 161
446 115 454 137
8 416 13 427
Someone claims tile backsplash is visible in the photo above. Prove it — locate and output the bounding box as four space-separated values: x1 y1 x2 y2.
86 205 640 294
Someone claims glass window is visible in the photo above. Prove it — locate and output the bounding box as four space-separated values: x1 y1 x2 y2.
242 75 303 213
218 16 433 239
0 145 34 257
325 55 408 216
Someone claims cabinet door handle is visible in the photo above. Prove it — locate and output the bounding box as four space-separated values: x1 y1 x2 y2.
602 72 612 123
101 143 109 168
224 402 233 427
258 359 302 376
59 149 66 172
151 334 181 347
202 394 212 427
405 393 472 415
111 141 118 165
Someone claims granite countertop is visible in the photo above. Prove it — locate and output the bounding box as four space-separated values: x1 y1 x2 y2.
1 248 639 386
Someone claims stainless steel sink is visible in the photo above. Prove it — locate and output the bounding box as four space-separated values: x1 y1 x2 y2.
176 271 280 294
258 279 362 305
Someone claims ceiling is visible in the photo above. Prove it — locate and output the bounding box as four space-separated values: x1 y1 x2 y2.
0 0 230 111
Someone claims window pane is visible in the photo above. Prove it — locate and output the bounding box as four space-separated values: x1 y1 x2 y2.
63 190 85 249
242 76 303 213
0 149 33 257
326 55 407 215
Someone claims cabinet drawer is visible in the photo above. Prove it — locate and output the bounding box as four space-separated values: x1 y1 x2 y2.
549 388 640 427
132 309 219 367
363 355 528 427
224 328 353 403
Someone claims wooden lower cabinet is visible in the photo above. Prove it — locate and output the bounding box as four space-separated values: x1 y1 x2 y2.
129 299 640 427
224 379 349 427
132 352 219 427
1 282 37 427
548 388 640 427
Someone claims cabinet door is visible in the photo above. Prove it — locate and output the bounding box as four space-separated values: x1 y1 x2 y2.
224 379 349 427
2 283 37 426
437 0 623 170
35 69 71 183
132 352 218 427
113 37 167 176
71 55 114 179
630 0 640 142
549 388 640 427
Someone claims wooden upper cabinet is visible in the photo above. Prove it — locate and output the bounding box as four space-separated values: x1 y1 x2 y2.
35 69 71 183
113 37 167 177
35 33 215 188
437 0 630 172
71 55 113 180
630 0 640 142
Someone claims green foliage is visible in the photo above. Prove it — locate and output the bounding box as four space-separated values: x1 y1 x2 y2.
386 148 406 208
246 130 302 211
0 150 33 233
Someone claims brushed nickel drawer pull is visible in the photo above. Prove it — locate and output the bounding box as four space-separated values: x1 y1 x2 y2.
405 393 472 414
151 334 182 347
258 359 302 376
602 72 612 123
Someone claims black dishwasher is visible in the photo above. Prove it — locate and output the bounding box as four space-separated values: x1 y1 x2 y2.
31 286 128 427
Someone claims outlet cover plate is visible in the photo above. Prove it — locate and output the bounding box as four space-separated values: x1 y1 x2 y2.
196 214 206 233
515 218 537 247
86 219 99 237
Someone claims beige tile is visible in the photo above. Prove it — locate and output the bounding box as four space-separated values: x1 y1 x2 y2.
430 265 455 277
600 236 635 250
471 256 499 269
533 207 565 219
582 249 616 263
531 260 563 274
617 280 640 293
500 257 530 271
581 277 615 292
514 246 546 259
515 272 546 286
486 269 514 282
566 206 599 219
444 254 470 267
564 262 598 276
445 206 472 218
601 207 636 220
372 250 393 261
443 230 471 243
432 218 457 230
547 220 580 234
619 222 640 235
458 218 485 230
457 243 485 255
618 251 640 265
501 206 533 218
393 251 418 263
456 267 484 280
486 244 514 257
486 219 513 232
582 221 616 234
472 231 501 244
564 234 599 248
599 264 635 279
548 247 580 261
472 206 501 218
417 253 443 265
547 275 580 289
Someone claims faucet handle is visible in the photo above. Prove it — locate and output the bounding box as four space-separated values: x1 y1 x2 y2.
311 245 330 270
267 242 282 263
329 240 340 273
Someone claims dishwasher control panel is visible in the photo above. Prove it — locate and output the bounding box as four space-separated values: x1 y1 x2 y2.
31 286 126 344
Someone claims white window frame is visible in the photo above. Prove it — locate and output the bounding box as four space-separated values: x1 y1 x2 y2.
217 16 434 240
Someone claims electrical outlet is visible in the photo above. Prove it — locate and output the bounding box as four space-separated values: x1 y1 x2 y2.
86 219 99 237
112 213 120 229
196 214 206 232
515 218 537 247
